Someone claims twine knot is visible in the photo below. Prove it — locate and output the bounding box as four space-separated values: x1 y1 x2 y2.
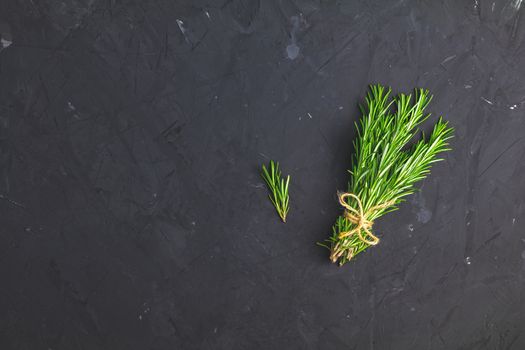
337 192 394 246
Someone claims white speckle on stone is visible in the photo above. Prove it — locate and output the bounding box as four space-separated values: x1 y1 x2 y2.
307 112 313 119
286 43 300 60
464 84 472 89
286 15 302 60
0 21 13 51
465 256 471 265
408 223 414 232
339 106 344 110
0 38 12 49
176 19 185 33
412 192 432 224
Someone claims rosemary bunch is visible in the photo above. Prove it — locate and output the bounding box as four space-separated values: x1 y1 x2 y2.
261 160 290 222
327 85 453 265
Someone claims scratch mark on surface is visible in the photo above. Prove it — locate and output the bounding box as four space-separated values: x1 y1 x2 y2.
316 30 362 73
258 152 269 160
431 305 458 346
475 231 502 253
435 263 458 285
500 0 523 41
480 97 494 105
176 19 190 44
0 194 26 209
440 54 456 65
502 0 523 22
479 137 522 176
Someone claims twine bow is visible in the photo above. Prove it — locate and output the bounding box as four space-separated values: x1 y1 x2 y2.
337 192 394 246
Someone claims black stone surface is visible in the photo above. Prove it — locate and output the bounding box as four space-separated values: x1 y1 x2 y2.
1 1 525 349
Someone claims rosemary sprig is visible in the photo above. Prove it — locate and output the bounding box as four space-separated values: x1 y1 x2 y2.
327 85 453 265
261 160 290 222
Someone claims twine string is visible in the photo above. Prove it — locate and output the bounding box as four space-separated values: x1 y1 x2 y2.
337 192 394 246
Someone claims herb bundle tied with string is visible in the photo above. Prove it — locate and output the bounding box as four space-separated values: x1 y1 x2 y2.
323 85 453 266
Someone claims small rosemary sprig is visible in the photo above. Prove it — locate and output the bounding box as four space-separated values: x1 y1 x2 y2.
326 84 454 265
261 160 290 222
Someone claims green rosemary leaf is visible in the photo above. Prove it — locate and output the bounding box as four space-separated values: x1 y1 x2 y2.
326 85 453 266
261 160 291 223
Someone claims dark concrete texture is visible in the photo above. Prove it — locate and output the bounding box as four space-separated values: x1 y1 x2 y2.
1 0 525 349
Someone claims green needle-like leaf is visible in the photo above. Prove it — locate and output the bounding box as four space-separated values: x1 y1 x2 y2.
325 85 454 266
261 160 291 222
